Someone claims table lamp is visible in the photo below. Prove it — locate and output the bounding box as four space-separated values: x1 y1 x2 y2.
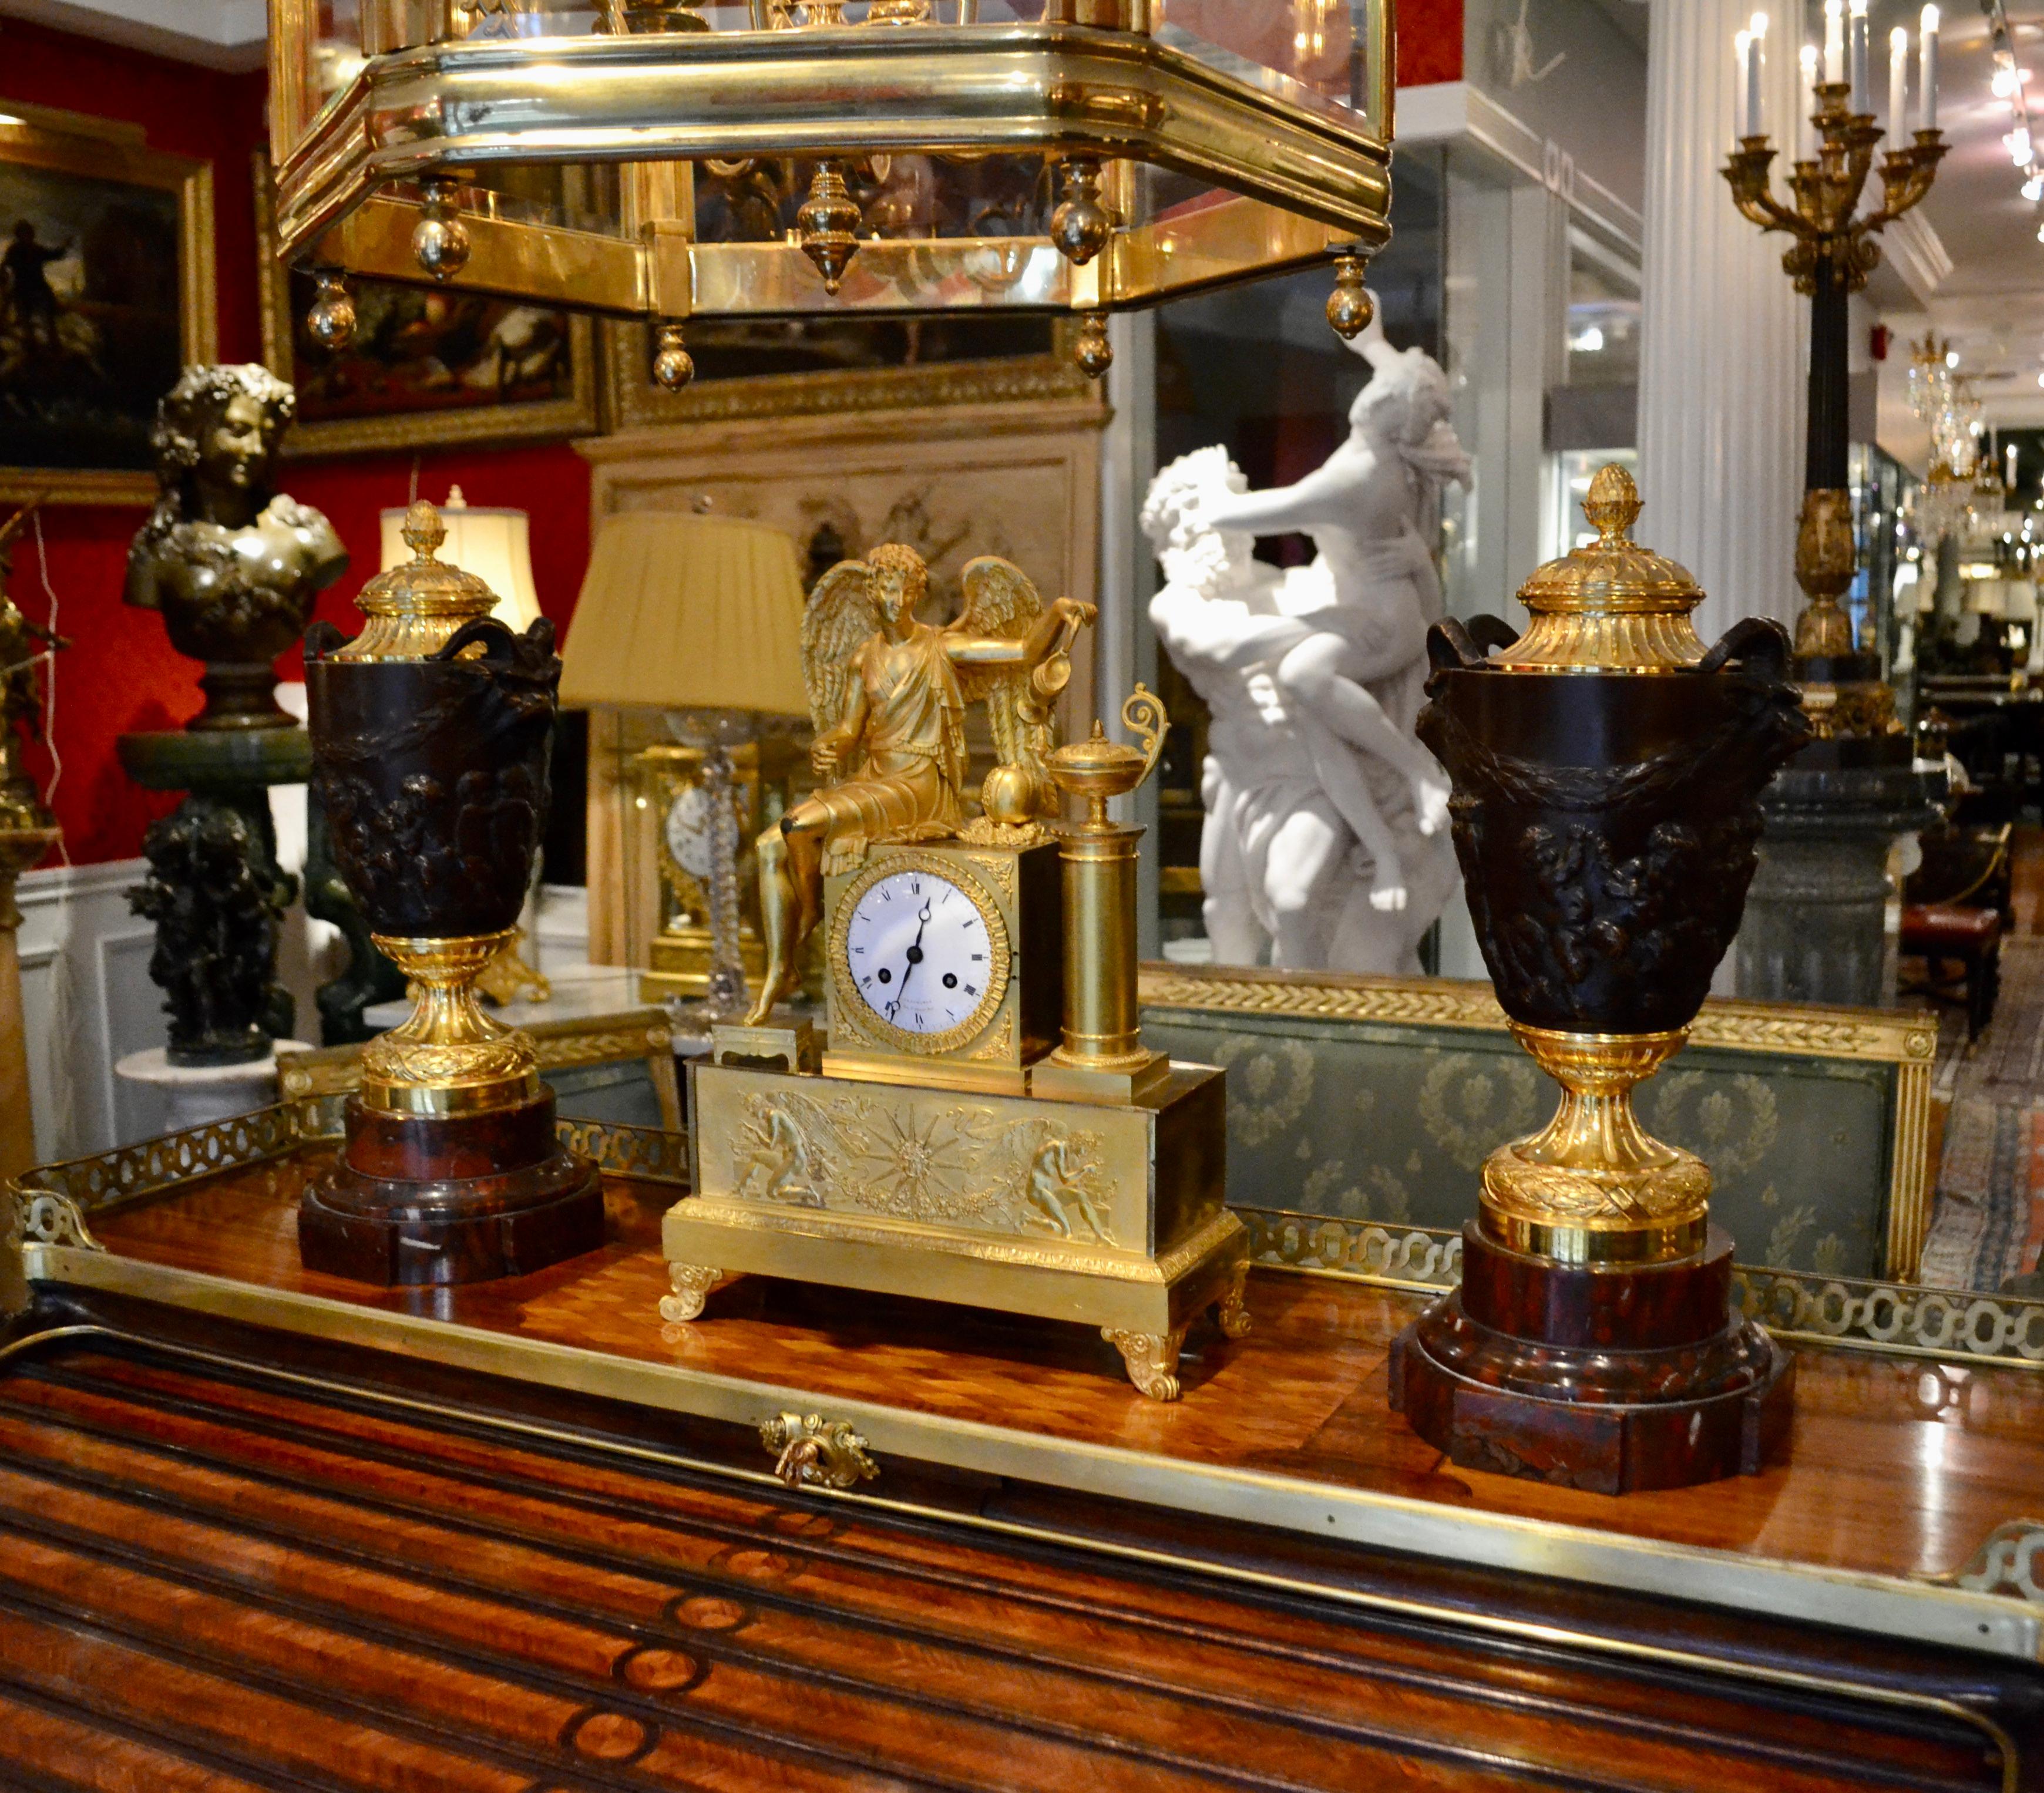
560 512 808 1025
1966 578 2009 619
379 485 550 1005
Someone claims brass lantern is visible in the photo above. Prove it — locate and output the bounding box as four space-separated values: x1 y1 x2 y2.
266 0 1396 379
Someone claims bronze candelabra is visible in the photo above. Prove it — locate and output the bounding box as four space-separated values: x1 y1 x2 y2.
1723 81 1944 726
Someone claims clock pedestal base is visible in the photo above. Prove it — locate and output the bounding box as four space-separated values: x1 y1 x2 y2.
665 1058 1248 1400
1031 1048 1171 1105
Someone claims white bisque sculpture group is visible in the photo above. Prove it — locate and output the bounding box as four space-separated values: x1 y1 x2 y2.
1145 302 1469 974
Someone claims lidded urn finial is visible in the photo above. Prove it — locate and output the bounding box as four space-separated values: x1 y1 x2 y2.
1491 463 1710 674
335 499 499 663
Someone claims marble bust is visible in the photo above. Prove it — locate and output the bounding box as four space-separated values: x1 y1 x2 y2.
1145 306 1467 973
124 363 347 731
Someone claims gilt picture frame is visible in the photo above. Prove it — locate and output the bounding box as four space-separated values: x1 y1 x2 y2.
256 160 599 457
0 107 216 506
602 313 1092 430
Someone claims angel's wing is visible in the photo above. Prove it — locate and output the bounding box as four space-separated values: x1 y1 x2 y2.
949 556 1044 745
951 556 1074 824
800 559 881 738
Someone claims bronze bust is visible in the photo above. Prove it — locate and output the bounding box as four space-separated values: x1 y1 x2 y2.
124 364 347 731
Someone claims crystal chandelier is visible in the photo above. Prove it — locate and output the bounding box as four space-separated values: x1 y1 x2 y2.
1909 332 1985 544
267 0 1396 384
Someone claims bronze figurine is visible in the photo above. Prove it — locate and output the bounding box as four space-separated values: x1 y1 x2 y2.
124 364 346 732
745 542 1094 1022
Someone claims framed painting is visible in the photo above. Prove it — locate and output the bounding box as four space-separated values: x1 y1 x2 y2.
0 108 215 505
604 312 1092 432
256 162 599 457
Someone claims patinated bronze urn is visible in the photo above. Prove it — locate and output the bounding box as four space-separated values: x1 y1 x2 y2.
1388 465 1811 1492
298 501 601 1286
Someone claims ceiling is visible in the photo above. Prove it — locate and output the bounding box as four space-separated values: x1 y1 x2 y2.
1850 2 2044 428
1585 0 1651 53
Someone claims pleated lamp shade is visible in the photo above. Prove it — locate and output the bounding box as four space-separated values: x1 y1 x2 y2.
1967 578 2009 620
2005 579 2040 623
379 485 542 631
559 512 809 718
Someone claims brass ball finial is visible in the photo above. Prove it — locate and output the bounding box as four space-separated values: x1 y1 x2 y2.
1075 311 1112 378
412 178 471 282
1326 253 1373 339
652 321 695 391
306 270 356 351
400 499 448 558
796 162 861 294
1050 158 1112 267
1582 463 1642 543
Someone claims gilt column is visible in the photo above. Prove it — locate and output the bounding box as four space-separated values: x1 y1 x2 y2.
1638 0 1808 647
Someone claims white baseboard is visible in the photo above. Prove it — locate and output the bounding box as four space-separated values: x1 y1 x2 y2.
16 832 358 1160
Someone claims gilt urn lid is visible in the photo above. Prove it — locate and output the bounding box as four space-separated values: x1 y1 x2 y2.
1491 464 1708 674
335 499 499 662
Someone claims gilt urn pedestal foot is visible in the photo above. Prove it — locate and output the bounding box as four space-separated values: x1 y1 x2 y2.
1389 1225 1794 1494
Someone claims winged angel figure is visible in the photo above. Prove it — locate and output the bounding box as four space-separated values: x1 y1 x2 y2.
747 542 1095 1022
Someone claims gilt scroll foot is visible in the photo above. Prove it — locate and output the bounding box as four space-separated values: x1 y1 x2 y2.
660 1263 723 1323
1214 1263 1252 1340
1104 1323 1189 1401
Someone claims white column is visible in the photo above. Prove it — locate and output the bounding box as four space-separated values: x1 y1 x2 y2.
1638 0 1808 647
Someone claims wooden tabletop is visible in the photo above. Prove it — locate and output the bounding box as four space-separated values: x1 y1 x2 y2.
1 1333 2018 1792
75 1153 2044 1606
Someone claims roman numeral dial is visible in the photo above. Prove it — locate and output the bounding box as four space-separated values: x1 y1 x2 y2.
833 857 1010 1054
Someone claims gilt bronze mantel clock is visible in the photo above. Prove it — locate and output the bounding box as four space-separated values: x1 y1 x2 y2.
663 543 1247 1400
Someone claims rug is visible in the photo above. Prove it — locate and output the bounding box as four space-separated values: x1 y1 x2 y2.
1918 936 2044 1291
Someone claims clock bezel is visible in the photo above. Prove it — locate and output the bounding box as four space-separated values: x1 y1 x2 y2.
828 849 1013 1056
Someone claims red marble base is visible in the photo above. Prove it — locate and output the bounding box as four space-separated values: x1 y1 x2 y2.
298 1092 603 1288
1388 1223 1794 1494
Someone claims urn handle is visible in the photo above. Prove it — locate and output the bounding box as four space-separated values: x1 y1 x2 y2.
1427 615 1521 672
1695 615 1792 680
436 613 559 668
1122 683 1166 785
304 619 345 665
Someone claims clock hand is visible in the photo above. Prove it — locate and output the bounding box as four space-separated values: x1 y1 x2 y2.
886 900 935 1021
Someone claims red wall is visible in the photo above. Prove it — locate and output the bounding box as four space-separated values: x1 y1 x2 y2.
1396 0 1464 89
7 4 1460 866
1 19 591 865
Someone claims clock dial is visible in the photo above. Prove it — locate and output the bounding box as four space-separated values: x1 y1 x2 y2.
841 867 1004 1045
663 783 716 880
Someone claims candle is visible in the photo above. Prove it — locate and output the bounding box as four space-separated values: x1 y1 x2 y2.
2011 443 2022 491
1922 5 1939 130
1824 0 1844 85
1747 12 1767 139
1734 31 1750 140
1889 25 1909 138
1849 0 1869 112
1800 43 1820 158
